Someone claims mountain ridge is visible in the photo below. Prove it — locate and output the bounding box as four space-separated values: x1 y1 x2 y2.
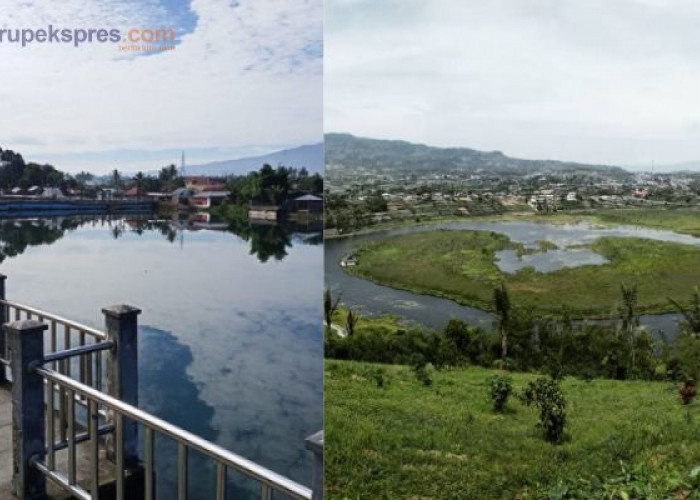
325 133 631 177
185 143 323 176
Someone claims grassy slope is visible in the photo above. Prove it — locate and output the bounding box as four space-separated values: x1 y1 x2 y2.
326 360 700 499
348 230 700 317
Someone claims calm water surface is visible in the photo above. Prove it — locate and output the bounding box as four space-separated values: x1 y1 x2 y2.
326 220 690 335
0 215 322 498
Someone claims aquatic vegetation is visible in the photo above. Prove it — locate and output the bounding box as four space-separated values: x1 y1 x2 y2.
347 229 700 317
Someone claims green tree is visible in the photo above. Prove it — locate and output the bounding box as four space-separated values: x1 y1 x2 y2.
111 169 122 189
669 287 700 336
619 283 640 375
324 288 342 330
346 308 359 337
494 283 511 362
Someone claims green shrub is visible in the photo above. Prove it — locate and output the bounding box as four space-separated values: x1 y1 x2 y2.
410 354 433 386
487 375 513 412
520 377 567 444
369 367 387 388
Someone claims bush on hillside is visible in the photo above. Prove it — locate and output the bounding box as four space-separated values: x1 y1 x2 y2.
488 375 513 412
520 377 567 444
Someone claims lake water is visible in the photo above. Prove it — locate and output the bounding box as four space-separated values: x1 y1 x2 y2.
326 220 690 335
0 215 323 498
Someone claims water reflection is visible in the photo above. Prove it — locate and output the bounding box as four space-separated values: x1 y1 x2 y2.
0 215 322 264
0 217 84 262
138 326 219 498
0 214 323 498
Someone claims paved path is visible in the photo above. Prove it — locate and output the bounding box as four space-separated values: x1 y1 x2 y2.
0 384 114 499
330 323 347 338
0 385 12 498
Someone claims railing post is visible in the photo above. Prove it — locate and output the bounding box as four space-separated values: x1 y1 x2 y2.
103 305 141 467
6 319 48 499
306 430 324 500
0 273 7 384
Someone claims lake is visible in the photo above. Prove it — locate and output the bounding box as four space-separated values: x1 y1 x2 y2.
0 215 323 498
326 219 689 335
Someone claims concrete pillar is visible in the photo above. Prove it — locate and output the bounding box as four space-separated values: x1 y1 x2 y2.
7 320 47 499
306 430 324 500
103 305 141 467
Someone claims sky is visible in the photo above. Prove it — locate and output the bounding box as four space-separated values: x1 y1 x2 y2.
326 0 700 171
0 0 322 173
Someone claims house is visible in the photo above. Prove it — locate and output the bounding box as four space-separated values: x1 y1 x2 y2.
40 187 65 199
97 188 121 200
172 188 195 203
191 191 231 209
290 194 323 213
566 192 578 202
145 192 172 202
124 187 146 198
185 177 227 193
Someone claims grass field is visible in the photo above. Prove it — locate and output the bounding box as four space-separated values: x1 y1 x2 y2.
591 209 700 237
326 360 700 499
348 230 700 317
327 207 700 240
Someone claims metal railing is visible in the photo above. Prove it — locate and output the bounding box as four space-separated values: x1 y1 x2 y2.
0 274 323 500
34 367 313 500
0 298 107 392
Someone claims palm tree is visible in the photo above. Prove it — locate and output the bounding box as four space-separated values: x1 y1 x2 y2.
134 172 145 201
324 288 341 330
494 283 511 362
111 169 122 189
346 308 359 337
619 283 640 373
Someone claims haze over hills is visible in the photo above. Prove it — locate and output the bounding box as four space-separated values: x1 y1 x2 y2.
326 133 632 178
185 143 323 176
625 160 700 174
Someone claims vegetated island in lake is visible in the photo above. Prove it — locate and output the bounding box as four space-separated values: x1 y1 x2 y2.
345 226 700 318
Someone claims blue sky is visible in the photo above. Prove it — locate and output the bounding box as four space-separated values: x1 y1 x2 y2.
326 0 700 170
0 0 322 173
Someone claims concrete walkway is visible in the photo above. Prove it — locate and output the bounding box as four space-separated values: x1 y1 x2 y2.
0 385 12 498
0 384 114 499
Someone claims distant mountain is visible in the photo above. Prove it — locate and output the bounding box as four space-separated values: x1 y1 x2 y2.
629 160 700 173
187 143 323 176
326 133 631 177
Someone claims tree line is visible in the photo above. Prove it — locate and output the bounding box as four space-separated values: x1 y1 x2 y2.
0 148 79 190
325 284 700 383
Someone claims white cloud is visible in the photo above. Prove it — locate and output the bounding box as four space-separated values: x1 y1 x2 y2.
0 0 322 172
326 0 700 167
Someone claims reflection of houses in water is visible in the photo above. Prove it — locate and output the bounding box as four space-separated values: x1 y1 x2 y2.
0 214 316 264
249 203 282 221
249 193 323 222
191 191 231 209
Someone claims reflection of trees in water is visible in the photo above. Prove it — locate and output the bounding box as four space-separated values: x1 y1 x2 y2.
0 218 85 263
0 215 315 264
234 223 292 263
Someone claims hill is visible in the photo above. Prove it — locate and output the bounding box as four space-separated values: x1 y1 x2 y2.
187 143 323 176
325 133 631 177
326 359 700 499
